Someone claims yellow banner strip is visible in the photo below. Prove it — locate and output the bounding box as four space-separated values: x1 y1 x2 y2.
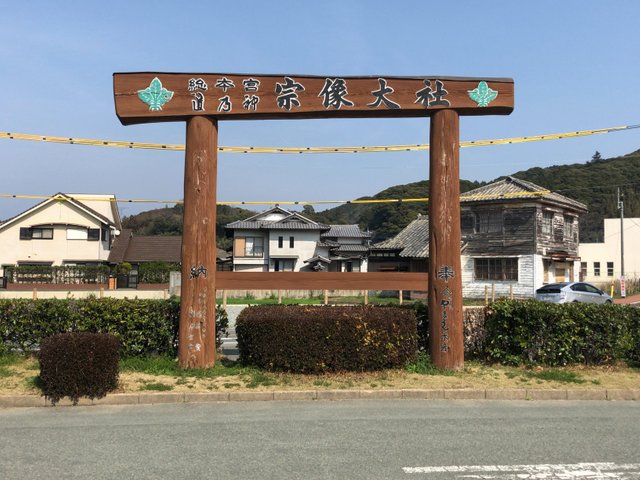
1 124 637 154
0 190 552 206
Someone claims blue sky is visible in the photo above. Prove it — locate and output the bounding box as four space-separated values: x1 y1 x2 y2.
1 0 639 220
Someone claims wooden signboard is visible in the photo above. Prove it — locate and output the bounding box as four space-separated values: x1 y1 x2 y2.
114 73 513 123
113 72 514 370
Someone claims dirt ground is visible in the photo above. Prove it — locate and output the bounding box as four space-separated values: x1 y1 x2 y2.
2 357 639 397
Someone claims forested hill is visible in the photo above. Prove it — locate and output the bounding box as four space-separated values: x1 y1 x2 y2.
506 150 640 242
122 149 640 246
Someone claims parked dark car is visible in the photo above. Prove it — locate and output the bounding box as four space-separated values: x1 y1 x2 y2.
535 282 613 304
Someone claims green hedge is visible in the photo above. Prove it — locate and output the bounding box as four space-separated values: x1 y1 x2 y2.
485 299 639 366
0 297 228 357
138 262 180 284
236 305 417 373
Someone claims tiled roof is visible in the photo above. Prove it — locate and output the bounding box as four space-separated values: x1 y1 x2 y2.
108 233 230 264
107 229 134 263
322 225 371 238
226 207 329 231
108 232 182 263
334 244 370 253
461 176 587 212
304 255 331 264
226 220 329 230
372 215 430 258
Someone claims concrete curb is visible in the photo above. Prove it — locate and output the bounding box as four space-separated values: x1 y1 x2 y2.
1 388 639 408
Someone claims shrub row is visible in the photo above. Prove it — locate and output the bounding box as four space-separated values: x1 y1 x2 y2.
138 261 180 284
0 298 228 357
236 305 418 373
39 332 120 405
484 299 640 366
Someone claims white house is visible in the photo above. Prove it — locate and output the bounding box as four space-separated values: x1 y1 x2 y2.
579 217 640 285
225 206 370 272
0 193 121 279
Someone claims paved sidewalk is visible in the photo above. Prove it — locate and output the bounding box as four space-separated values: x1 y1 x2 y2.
1 387 639 408
614 293 640 305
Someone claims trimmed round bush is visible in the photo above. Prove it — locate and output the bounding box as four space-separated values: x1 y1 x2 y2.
39 332 120 405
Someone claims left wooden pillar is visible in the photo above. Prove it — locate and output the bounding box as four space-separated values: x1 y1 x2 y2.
178 116 218 369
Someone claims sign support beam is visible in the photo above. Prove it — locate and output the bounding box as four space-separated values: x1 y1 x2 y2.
178 116 218 368
428 109 464 369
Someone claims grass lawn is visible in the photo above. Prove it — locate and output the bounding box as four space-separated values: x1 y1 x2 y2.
1 353 638 397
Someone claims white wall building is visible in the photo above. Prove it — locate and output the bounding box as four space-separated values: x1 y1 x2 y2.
0 193 121 279
226 206 370 272
579 217 640 285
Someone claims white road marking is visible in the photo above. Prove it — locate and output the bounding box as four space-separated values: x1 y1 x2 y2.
403 463 640 479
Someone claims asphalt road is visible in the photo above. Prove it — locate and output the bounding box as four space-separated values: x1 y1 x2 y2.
1 400 639 479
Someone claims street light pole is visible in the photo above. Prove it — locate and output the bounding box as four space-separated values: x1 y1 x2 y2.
618 188 626 298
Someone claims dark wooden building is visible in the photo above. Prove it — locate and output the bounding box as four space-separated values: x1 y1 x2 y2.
370 176 587 298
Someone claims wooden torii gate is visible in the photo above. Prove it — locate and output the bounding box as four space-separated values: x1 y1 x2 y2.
113 73 514 370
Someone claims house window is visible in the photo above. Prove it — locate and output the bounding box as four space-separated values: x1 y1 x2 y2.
580 262 587 279
278 236 283 248
235 237 264 257
20 227 53 240
542 212 554 235
474 211 502 233
274 259 294 271
87 228 100 241
593 262 600 277
245 237 264 257
607 262 614 277
563 216 574 240
289 236 294 248
474 258 518 281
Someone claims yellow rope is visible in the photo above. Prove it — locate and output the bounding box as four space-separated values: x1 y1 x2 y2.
1 124 636 154
0 190 552 206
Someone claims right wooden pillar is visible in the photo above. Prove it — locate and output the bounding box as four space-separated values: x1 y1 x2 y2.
428 109 464 370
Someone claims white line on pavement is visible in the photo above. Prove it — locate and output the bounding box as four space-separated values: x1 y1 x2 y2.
403 462 640 479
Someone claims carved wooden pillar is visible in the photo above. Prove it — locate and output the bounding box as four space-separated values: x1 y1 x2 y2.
178 116 218 368
428 109 464 370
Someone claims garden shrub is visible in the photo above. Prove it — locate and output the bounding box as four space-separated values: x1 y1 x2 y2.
39 332 119 405
236 305 417 373
484 299 634 366
0 298 228 357
138 261 180 284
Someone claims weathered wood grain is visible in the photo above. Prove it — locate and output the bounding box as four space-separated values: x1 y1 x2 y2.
114 73 514 124
178 116 217 369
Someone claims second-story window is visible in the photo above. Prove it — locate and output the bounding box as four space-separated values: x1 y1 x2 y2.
474 211 502 233
278 236 283 248
542 211 554 235
245 237 264 257
20 227 54 240
563 216 574 240
289 236 294 248
235 237 264 257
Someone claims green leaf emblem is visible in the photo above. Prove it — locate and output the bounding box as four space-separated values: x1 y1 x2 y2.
468 81 498 107
137 77 174 111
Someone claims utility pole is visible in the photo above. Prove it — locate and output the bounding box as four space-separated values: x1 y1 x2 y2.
618 188 626 298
